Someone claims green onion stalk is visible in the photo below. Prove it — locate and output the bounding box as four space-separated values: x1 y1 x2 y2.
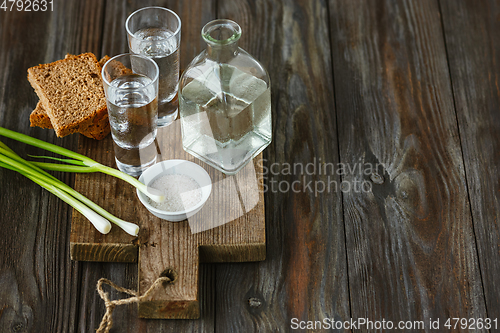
0 128 148 236
0 158 112 234
0 127 165 203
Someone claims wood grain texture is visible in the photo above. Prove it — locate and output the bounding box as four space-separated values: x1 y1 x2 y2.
215 0 351 331
440 0 500 321
0 1 104 332
72 122 266 319
70 243 138 263
70 135 139 262
137 124 265 319
329 0 487 329
74 0 220 330
75 261 216 332
4 0 500 331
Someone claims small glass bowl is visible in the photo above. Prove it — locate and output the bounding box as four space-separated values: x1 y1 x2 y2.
137 160 212 222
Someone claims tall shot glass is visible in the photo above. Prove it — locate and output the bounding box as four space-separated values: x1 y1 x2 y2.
102 53 159 177
126 6 181 127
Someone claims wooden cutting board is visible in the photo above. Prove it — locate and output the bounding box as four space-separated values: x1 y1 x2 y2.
70 120 266 319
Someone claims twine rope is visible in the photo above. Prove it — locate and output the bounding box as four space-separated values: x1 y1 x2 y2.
96 276 171 333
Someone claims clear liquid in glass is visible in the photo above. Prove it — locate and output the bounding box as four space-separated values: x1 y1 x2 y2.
108 74 158 175
129 27 179 126
180 64 271 174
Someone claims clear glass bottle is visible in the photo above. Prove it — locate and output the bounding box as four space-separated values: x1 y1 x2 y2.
179 19 272 175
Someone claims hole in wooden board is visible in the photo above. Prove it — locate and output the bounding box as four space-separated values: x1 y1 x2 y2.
159 268 178 284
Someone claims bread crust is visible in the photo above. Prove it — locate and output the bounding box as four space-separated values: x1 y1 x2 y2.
27 53 107 138
30 101 53 129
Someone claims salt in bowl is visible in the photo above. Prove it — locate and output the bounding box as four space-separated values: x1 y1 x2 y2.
137 160 212 222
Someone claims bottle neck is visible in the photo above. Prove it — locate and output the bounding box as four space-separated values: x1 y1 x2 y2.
206 42 239 62
202 19 242 63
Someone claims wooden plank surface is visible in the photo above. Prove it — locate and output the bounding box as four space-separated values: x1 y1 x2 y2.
70 135 139 263
3 0 500 332
137 127 265 320
0 1 104 332
440 0 500 322
71 125 266 319
70 128 266 263
214 0 351 331
329 0 487 329
74 0 218 330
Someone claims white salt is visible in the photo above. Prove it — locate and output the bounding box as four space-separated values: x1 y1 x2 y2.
147 174 202 212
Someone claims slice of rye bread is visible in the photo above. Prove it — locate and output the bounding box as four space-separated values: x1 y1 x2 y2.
29 55 111 140
27 53 108 138
30 102 53 129
30 101 110 140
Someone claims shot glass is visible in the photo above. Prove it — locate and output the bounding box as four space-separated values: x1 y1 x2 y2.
126 6 181 127
101 53 159 177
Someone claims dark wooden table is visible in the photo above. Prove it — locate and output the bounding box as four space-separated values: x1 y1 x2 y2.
1 0 500 332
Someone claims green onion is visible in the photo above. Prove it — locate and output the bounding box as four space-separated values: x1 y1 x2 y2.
27 173 113 235
0 127 165 203
28 155 87 166
0 141 139 236
0 158 112 235
30 162 101 173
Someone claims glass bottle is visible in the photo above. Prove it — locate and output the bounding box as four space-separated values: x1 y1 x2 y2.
179 19 272 175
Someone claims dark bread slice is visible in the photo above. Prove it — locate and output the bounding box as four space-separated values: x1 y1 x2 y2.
30 100 110 140
81 108 110 140
27 53 107 137
98 55 111 67
29 55 111 140
30 101 53 129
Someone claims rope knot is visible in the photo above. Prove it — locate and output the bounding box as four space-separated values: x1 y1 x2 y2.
96 276 172 333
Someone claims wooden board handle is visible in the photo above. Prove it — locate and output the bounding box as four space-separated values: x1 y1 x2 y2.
137 223 200 319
